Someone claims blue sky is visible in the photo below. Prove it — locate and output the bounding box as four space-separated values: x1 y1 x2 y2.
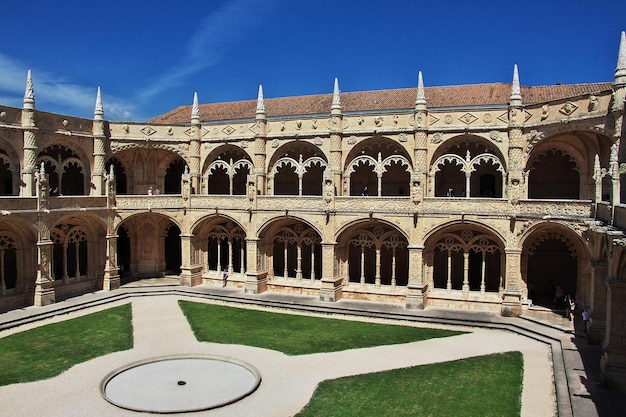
0 0 625 122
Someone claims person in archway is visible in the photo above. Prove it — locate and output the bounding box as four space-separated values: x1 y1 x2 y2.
222 268 228 287
567 296 576 322
582 308 591 334
361 186 368 196
554 285 564 310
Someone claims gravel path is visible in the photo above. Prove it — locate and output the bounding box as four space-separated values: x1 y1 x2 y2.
0 295 556 417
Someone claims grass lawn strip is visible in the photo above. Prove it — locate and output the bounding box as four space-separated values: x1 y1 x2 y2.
179 300 465 355
0 303 133 386
296 351 523 417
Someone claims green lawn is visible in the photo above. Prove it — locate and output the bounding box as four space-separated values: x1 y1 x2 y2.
0 303 133 386
178 300 465 355
296 351 523 417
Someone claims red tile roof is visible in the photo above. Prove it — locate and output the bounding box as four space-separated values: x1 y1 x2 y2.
150 82 613 124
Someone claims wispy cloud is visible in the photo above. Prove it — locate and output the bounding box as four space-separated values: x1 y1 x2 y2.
0 0 282 121
0 53 143 121
137 0 281 101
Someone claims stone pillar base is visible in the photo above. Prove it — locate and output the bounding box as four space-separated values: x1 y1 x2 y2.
103 275 120 291
501 290 522 317
180 265 203 287
319 277 343 302
601 346 626 389
587 317 606 345
244 272 267 294
406 283 428 310
33 279 55 307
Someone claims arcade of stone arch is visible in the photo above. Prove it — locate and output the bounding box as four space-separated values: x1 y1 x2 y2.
1 32 626 386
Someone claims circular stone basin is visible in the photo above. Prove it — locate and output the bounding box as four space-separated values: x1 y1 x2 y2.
101 355 261 413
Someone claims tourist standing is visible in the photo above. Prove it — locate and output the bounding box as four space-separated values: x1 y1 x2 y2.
582 308 591 333
222 268 228 287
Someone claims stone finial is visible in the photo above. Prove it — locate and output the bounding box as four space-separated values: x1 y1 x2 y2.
615 31 626 86
415 71 426 110
94 87 104 120
23 70 35 110
191 92 200 124
331 78 341 113
510 64 522 106
256 85 265 116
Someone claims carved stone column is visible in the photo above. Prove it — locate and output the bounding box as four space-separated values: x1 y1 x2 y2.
330 78 344 195
179 233 202 286
589 260 608 342
319 242 342 302
406 245 427 309
102 232 120 290
34 239 54 306
507 127 525 202
602 280 626 388
254 136 266 195
33 165 54 306
22 127 37 197
189 135 201 194
507 66 526 203
244 238 267 294
22 71 37 197
92 137 106 195
502 248 522 317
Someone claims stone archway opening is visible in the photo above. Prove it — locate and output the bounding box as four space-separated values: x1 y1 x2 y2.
426 227 503 296
338 222 409 289
525 232 578 310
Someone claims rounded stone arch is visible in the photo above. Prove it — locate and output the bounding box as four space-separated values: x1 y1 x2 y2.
343 136 412 197
109 147 187 195
336 217 411 244
201 144 253 195
37 142 91 195
526 129 612 200
257 215 323 243
423 221 505 292
267 141 328 196
423 219 507 248
0 136 21 195
257 216 323 281
519 221 590 308
114 212 182 280
0 219 38 298
430 133 507 163
105 157 127 194
429 134 507 198
335 218 410 287
191 214 248 276
160 155 188 195
49 213 107 283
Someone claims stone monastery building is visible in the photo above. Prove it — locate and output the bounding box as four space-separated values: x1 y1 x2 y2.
2 32 626 386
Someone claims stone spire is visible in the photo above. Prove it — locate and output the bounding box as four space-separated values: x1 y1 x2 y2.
23 70 35 110
414 71 426 110
331 78 341 114
256 85 265 117
94 87 104 120
615 31 626 86
510 64 522 106
191 92 200 124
